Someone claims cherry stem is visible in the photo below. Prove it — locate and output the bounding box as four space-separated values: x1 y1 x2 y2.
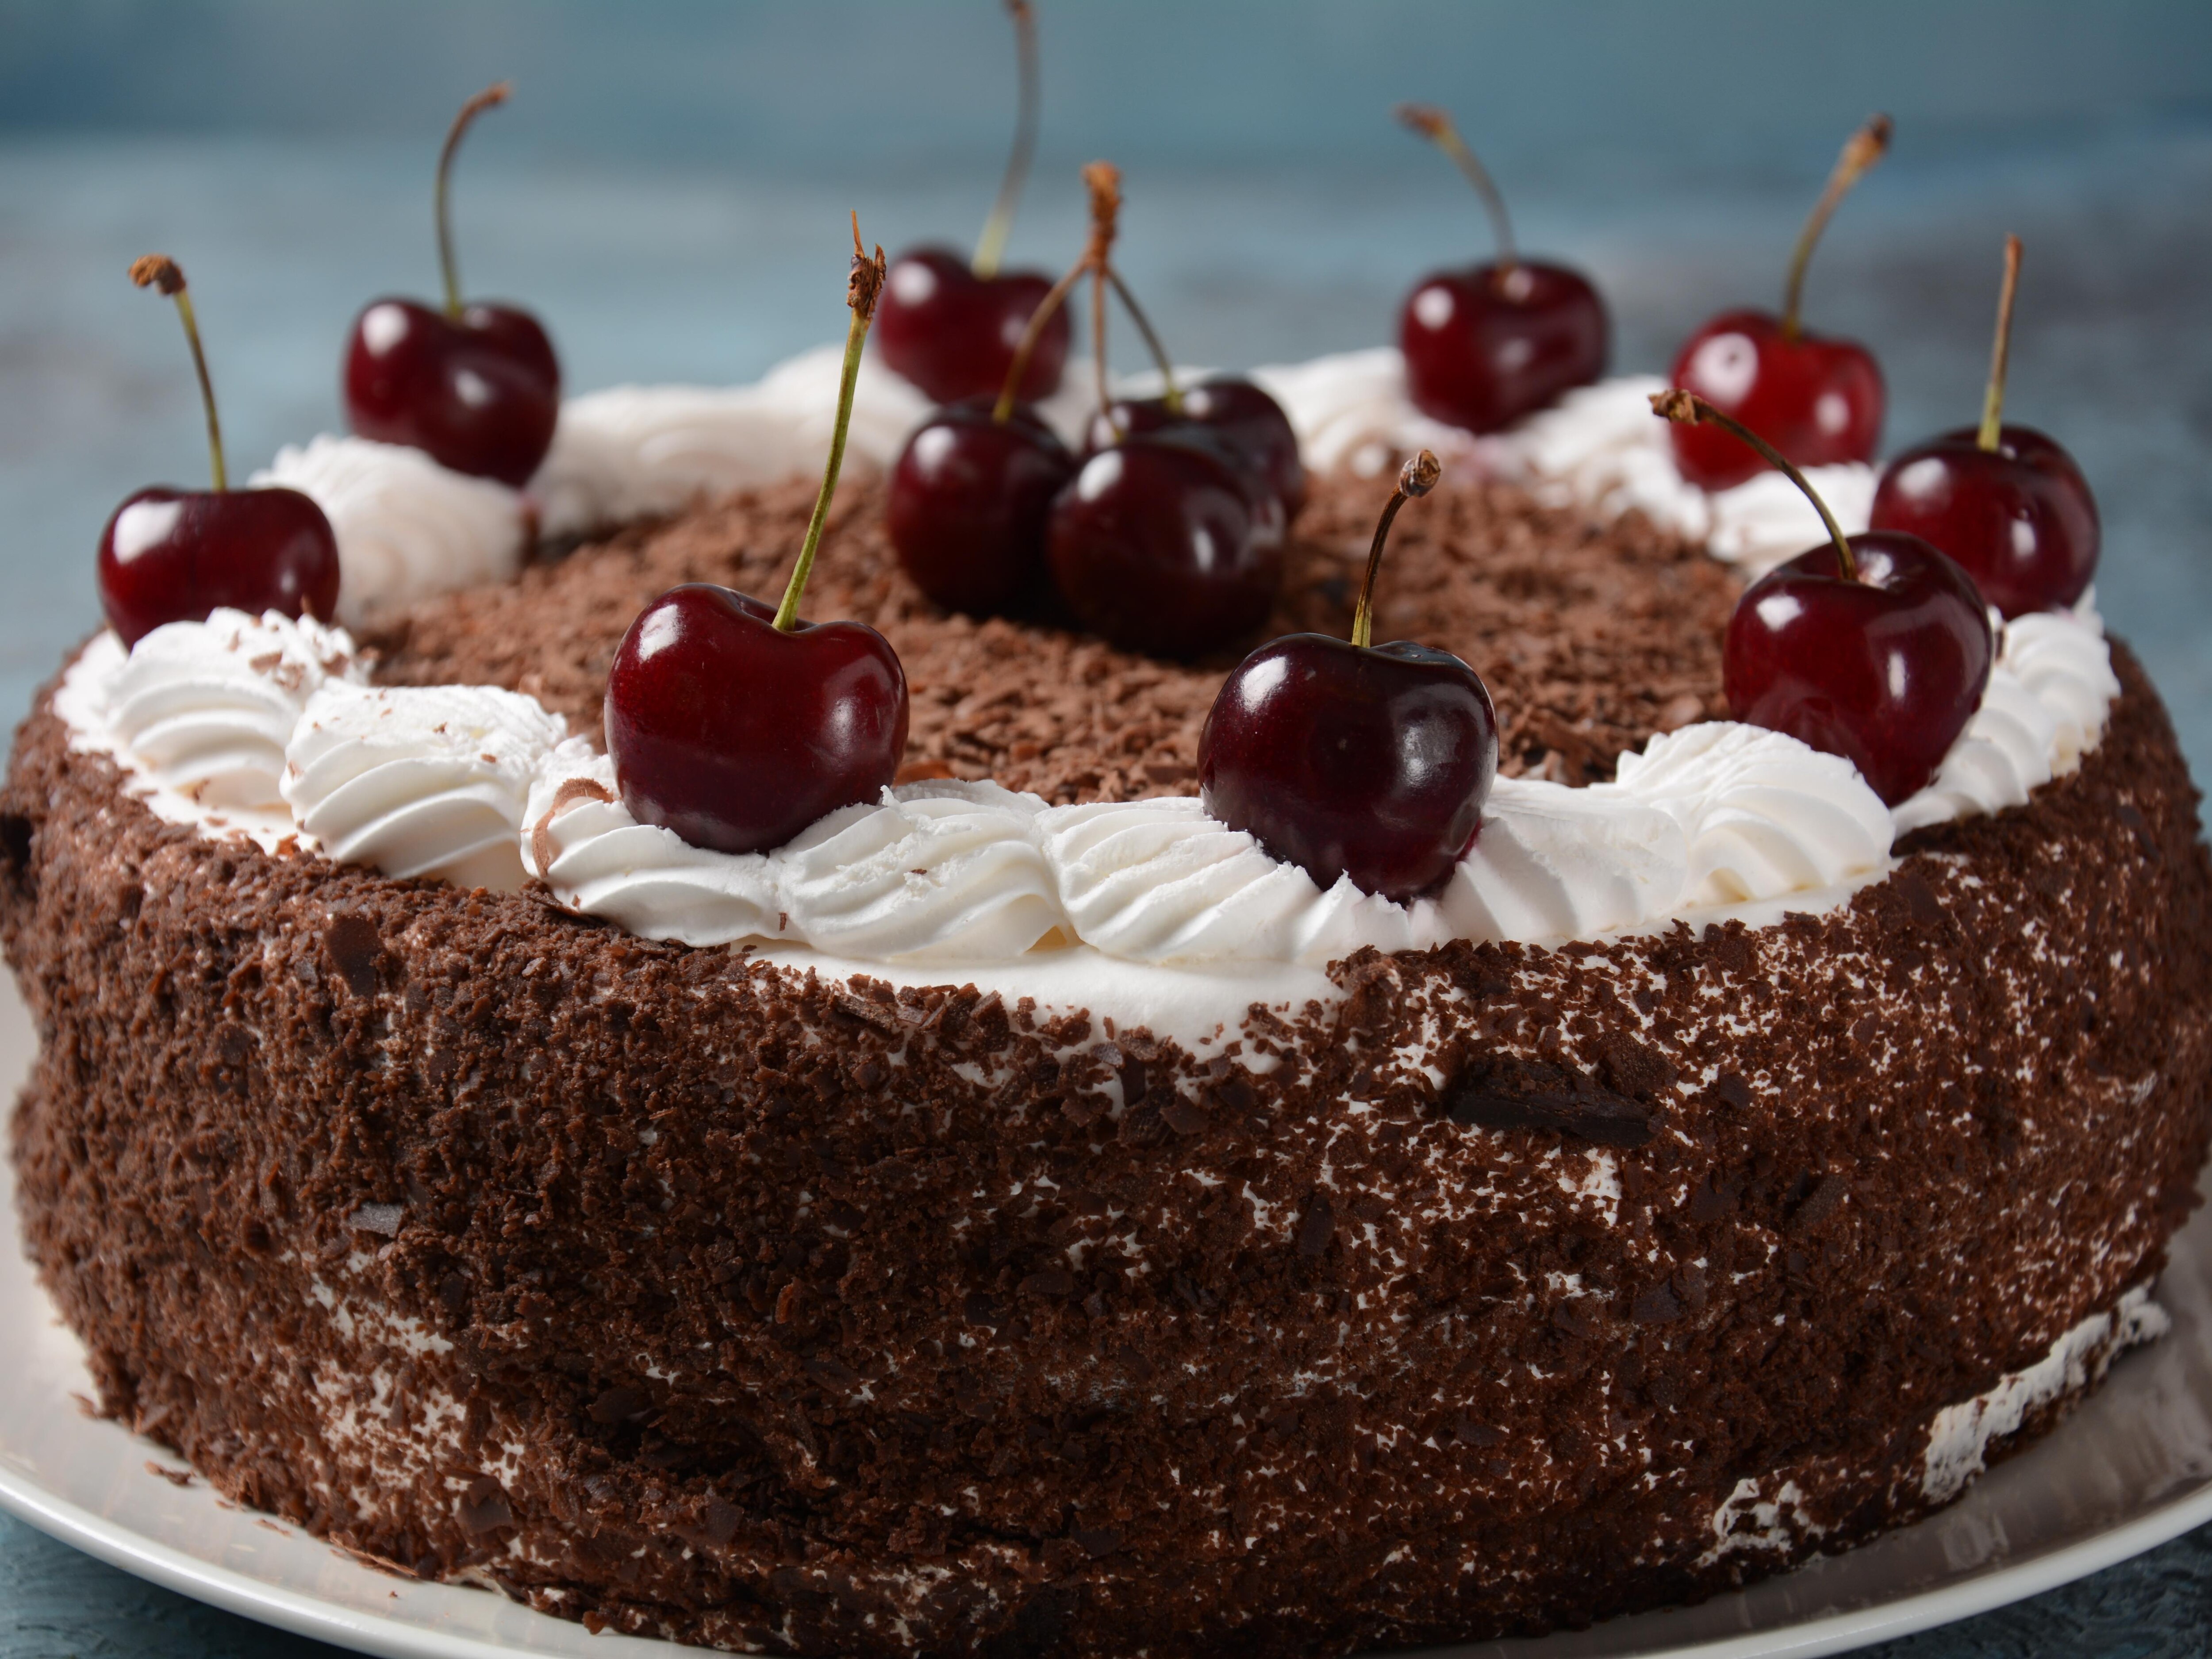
1351 450 1442 650
1651 389 1857 581
130 254 226 492
972 0 1039 278
1781 112 1890 341
1106 268 1181 415
994 258 1087 423
993 159 1121 424
436 81 511 319
1396 104 1516 279
776 216 886 633
1978 233 2024 453
1091 264 1109 429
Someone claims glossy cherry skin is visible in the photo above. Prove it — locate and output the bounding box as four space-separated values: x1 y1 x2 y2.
887 399 1075 616
1083 377 1307 518
1725 531 1993 806
344 298 560 486
603 585 910 856
1398 260 1608 434
1201 634 1498 900
1047 433 1286 659
1868 425 2099 618
875 247 1069 405
97 486 342 648
1668 308 1884 491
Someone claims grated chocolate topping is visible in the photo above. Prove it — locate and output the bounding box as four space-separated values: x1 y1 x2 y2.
365 469 1736 800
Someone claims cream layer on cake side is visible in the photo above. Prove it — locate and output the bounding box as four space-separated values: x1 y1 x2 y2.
50 588 2117 1059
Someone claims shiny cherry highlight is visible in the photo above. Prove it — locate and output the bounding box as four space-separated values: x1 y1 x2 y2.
887 398 1075 616
1083 376 1306 518
1048 433 1284 660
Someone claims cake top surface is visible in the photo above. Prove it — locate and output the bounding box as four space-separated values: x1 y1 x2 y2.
366 467 1738 803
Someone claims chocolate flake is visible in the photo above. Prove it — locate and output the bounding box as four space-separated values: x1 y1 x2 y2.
1444 1056 1653 1148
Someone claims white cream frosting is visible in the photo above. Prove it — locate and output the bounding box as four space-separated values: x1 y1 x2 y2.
1443 777 1690 943
282 682 565 892
523 748 1063 963
1038 795 1458 966
1604 722 1895 907
1892 600 2120 834
253 436 528 626
780 781 1067 962
523 743 783 948
531 345 936 539
102 608 362 810
513 724 1898 966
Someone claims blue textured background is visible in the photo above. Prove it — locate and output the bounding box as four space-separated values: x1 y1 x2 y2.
2 2 2209 1652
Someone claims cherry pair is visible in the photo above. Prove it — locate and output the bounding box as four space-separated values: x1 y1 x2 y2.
887 163 1303 660
1686 232 2099 808
104 83 567 650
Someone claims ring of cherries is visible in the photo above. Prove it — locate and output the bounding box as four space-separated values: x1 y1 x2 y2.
97 76 2102 906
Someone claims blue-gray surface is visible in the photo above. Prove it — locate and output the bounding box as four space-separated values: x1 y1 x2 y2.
0 3 2208 1654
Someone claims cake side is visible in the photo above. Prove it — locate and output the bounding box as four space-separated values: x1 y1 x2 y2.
5 630 2206 1655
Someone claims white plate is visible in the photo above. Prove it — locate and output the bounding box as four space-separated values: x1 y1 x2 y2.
0 972 2207 1659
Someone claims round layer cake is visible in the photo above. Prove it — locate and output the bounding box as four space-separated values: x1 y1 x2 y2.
6 400 2211 1657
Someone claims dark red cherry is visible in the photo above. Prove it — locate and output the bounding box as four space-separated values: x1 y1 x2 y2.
104 254 343 646
1083 377 1307 518
1867 237 2095 618
1047 432 1285 659
1667 308 1884 491
606 225 907 855
1869 426 2097 618
1391 104 1607 434
603 585 909 855
1202 637 1496 900
344 298 559 486
98 486 341 649
1200 450 1492 899
342 84 561 486
1399 261 1608 434
1668 115 1893 491
876 248 1069 405
887 399 1075 616
1725 531 1992 805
